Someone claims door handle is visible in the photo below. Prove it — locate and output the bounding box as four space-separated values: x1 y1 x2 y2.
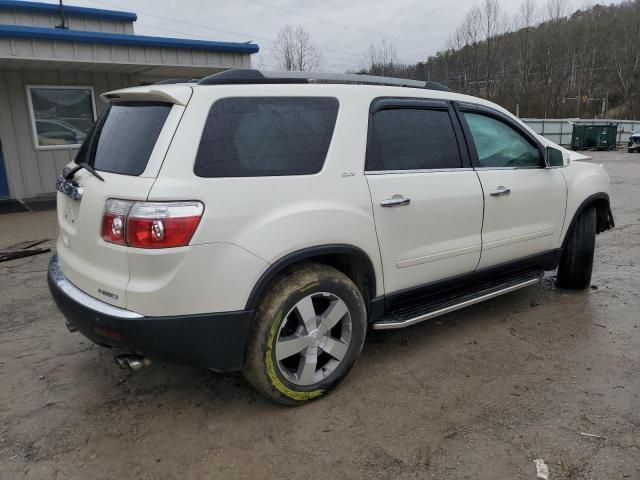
381 194 411 207
489 186 511 197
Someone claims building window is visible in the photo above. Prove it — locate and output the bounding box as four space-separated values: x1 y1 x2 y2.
27 86 96 149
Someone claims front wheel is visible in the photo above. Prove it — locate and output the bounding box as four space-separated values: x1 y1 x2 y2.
242 263 367 405
557 206 597 289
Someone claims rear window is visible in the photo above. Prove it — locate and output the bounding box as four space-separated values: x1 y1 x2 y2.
75 102 172 176
194 97 339 178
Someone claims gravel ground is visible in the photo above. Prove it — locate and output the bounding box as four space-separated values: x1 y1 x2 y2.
0 151 638 480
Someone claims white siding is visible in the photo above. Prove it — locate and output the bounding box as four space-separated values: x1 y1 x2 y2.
0 38 251 70
0 9 135 34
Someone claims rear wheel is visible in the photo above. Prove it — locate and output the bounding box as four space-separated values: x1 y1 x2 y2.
557 206 597 289
242 263 367 405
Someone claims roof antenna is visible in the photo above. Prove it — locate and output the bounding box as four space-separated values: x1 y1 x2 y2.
55 0 68 29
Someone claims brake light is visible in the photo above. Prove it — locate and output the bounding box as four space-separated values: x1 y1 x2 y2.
101 200 203 248
127 202 203 248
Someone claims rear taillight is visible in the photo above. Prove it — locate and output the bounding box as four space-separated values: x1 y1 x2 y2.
127 202 204 248
101 200 203 249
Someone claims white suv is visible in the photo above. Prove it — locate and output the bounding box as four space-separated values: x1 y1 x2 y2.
49 69 614 405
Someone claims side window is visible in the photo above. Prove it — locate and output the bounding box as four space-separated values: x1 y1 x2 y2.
194 97 339 178
463 112 543 168
366 108 462 171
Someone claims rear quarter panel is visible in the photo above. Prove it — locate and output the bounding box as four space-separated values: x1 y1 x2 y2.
144 85 385 312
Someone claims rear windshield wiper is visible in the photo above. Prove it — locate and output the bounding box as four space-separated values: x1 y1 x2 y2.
64 162 105 182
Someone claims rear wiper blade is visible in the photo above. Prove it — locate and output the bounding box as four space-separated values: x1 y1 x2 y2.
64 162 104 182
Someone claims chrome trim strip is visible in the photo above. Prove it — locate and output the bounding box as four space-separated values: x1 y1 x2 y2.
482 229 555 250
365 168 475 175
49 255 143 319
474 166 545 171
396 244 481 268
366 166 548 174
372 276 541 330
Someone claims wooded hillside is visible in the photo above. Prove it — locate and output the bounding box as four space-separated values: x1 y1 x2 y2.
360 1 640 119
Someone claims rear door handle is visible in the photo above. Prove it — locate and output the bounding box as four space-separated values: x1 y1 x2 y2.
489 186 511 197
381 194 411 207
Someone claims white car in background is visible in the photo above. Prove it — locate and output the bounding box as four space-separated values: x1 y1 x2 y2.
49 69 614 405
628 131 640 153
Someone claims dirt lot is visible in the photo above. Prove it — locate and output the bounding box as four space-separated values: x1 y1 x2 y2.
1 151 639 480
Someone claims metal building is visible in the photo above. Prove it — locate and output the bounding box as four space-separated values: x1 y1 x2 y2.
0 0 258 203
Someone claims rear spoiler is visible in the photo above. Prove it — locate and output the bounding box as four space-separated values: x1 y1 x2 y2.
101 85 192 106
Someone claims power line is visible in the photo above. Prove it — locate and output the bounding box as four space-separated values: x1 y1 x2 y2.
135 22 360 69
243 0 393 43
82 0 368 60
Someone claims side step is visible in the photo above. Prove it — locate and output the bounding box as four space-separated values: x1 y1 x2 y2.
372 271 543 330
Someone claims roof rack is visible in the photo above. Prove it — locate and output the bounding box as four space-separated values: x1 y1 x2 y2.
152 78 200 85
197 69 451 92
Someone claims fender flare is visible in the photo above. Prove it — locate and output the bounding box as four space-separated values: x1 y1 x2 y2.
561 192 614 250
244 244 378 310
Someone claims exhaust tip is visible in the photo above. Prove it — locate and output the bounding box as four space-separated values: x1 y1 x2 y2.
114 354 150 371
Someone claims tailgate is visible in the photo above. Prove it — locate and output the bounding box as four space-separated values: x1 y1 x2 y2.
56 88 190 308
57 173 156 309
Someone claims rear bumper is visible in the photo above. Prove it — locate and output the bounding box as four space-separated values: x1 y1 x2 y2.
47 255 254 372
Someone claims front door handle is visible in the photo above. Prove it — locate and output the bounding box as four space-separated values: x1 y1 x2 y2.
381 194 411 208
490 186 511 197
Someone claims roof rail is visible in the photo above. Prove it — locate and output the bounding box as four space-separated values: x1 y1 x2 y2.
152 78 200 85
198 69 451 91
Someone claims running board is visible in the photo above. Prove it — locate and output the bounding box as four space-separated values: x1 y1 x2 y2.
372 272 543 330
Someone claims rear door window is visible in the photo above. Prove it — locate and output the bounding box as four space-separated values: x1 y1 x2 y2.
76 102 172 176
194 97 339 177
366 108 462 171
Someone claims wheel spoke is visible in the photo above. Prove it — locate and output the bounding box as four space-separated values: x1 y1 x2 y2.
296 347 318 385
318 299 348 332
275 335 308 361
321 337 348 361
295 296 317 334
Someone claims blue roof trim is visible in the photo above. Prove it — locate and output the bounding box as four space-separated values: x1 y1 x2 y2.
0 0 138 22
0 24 260 53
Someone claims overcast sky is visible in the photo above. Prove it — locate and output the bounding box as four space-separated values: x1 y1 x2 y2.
45 0 620 72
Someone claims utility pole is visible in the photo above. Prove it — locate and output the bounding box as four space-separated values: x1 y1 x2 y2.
601 93 608 118
55 0 68 29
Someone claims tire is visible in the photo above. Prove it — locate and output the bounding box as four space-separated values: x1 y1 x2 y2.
557 205 597 289
242 263 367 406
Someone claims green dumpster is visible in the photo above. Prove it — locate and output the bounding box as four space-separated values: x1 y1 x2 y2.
571 124 618 151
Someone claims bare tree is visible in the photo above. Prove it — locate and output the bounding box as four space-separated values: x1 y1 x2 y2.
513 0 537 115
545 0 569 22
453 5 483 94
612 1 640 116
479 0 507 98
272 25 322 71
362 39 401 76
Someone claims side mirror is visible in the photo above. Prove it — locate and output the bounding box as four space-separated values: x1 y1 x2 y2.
546 146 566 167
